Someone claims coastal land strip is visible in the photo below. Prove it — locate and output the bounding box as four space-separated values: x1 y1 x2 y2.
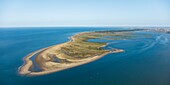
19 29 142 76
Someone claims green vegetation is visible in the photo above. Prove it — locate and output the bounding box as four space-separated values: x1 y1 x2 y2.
53 31 132 60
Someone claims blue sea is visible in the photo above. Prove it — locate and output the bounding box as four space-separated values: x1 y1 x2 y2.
0 27 170 85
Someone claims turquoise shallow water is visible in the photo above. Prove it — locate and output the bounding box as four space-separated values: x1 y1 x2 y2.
0 27 170 85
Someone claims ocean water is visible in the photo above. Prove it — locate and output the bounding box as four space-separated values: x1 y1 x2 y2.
0 27 170 85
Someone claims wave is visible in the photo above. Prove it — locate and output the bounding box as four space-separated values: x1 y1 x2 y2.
156 35 169 45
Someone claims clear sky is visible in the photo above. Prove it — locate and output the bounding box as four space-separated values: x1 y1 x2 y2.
0 0 170 27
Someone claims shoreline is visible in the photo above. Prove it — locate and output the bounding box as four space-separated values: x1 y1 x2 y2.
19 31 124 76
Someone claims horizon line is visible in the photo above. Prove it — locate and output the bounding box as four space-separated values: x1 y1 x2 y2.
0 25 170 28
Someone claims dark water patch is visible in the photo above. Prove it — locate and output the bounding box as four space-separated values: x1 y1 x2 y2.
29 52 43 72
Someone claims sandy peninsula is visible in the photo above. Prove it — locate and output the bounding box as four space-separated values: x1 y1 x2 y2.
19 31 125 76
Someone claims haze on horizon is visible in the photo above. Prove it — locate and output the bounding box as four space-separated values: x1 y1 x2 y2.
0 0 170 27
